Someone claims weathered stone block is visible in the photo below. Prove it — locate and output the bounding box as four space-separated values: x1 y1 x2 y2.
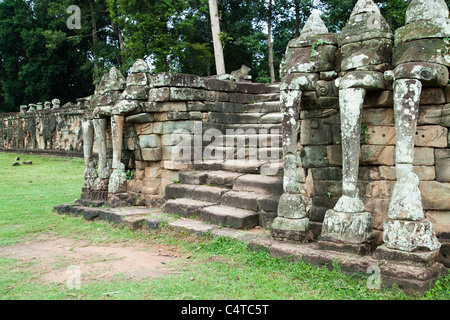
435 149 450 182
300 119 332 146
285 45 337 73
126 73 148 86
446 85 450 103
383 219 441 252
339 71 385 90
121 86 149 100
153 112 190 122
378 166 436 181
310 167 342 181
426 211 450 238
141 178 161 195
364 91 393 107
419 181 450 210
144 163 162 179
420 88 446 105
392 39 450 68
301 146 329 168
162 121 195 134
413 147 435 166
418 105 443 125
139 135 161 149
414 125 448 148
125 113 153 124
395 19 450 46
141 147 162 161
394 62 449 87
277 193 307 219
341 38 393 71
135 123 152 135
326 145 342 166
169 87 207 101
321 210 374 244
363 180 395 199
312 180 342 198
366 126 396 145
362 108 394 126
150 72 203 88
363 198 390 230
148 88 170 102
301 91 320 110
360 145 395 166
441 104 450 127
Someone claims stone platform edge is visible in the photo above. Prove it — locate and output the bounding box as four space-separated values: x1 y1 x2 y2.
53 202 447 295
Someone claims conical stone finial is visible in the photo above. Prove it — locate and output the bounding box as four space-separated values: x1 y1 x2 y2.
406 0 449 24
350 0 381 17
130 59 150 74
301 12 328 36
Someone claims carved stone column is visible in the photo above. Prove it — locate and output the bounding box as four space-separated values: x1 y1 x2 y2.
91 118 109 198
374 0 447 263
108 114 127 194
81 118 97 190
271 13 336 243
93 118 109 179
320 0 393 254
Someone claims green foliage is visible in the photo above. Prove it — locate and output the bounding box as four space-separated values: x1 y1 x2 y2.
126 169 134 180
361 117 370 144
317 0 410 32
310 38 326 61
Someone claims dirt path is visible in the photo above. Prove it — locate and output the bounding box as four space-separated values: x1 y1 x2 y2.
0 236 183 286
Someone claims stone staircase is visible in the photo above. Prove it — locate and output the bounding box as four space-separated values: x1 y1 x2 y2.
164 88 285 229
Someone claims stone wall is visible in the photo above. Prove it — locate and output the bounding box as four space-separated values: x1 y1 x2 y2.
81 62 282 207
0 100 87 156
1 0 449 251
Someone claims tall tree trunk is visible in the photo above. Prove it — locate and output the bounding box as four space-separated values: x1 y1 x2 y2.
111 19 125 66
295 0 300 38
89 0 99 73
208 0 226 75
268 0 275 84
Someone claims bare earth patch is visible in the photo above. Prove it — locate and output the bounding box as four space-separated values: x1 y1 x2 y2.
0 236 183 285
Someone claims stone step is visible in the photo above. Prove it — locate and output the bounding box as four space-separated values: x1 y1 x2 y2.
198 205 260 229
223 123 282 134
208 112 265 124
220 190 281 213
190 185 229 203
211 134 282 148
265 83 281 94
201 146 283 162
179 170 208 185
214 101 280 114
221 159 283 176
233 174 284 196
164 198 216 217
206 170 244 188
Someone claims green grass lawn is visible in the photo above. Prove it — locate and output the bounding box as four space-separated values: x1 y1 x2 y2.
0 152 448 300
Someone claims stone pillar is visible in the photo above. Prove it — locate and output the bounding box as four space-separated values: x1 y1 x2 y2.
91 117 110 198
43 102 50 110
20 105 28 115
320 88 374 252
108 114 127 194
27 104 36 113
81 118 97 190
271 86 312 243
52 99 60 109
93 118 109 179
374 0 446 263
320 0 393 254
271 13 335 243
